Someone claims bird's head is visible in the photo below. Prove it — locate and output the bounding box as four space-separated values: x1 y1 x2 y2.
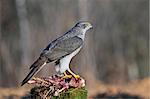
73 21 93 39
75 21 93 32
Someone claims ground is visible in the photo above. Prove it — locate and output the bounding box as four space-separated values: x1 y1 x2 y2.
0 78 149 99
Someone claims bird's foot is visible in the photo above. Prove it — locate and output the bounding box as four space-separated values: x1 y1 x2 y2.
67 69 80 79
63 72 72 79
63 75 72 79
73 74 80 79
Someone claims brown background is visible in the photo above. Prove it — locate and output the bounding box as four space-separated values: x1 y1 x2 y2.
0 0 149 89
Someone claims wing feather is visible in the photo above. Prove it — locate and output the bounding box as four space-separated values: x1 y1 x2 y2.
42 36 83 61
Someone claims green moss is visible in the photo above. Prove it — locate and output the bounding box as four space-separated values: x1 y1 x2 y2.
52 87 87 99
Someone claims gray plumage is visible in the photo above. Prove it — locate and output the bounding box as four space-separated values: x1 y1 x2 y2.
42 36 83 61
21 21 92 86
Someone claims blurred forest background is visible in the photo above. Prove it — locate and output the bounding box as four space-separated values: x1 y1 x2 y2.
0 0 149 88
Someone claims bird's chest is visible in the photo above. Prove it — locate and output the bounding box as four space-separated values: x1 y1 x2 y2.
57 47 82 73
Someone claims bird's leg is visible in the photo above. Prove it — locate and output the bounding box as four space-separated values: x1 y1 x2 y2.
67 69 80 79
63 71 72 78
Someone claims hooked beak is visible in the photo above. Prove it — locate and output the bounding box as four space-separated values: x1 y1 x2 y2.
90 25 93 29
89 24 93 30
86 22 92 30
88 23 93 29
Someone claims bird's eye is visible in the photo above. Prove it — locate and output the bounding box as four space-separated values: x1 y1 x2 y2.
82 24 87 29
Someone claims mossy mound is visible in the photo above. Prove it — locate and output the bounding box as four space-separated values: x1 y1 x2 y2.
52 88 87 99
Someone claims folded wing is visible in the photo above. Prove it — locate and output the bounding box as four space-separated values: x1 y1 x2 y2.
42 36 83 61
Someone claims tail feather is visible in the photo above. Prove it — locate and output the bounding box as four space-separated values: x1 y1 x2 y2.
21 57 47 86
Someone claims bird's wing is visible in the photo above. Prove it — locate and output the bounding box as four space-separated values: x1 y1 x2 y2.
42 36 83 61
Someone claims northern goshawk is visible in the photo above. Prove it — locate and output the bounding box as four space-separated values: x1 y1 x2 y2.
21 21 93 86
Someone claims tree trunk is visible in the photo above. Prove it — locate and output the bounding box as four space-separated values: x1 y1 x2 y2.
23 88 87 99
15 0 31 81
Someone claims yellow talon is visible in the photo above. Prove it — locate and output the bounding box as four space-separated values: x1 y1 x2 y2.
67 69 80 79
74 74 80 79
63 71 72 78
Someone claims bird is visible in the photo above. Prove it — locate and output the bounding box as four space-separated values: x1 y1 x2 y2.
21 21 93 86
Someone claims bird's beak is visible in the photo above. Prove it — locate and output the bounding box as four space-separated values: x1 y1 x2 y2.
87 23 93 29
90 25 93 29
89 24 93 29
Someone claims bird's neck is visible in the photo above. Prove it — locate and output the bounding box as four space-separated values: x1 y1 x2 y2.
77 30 86 40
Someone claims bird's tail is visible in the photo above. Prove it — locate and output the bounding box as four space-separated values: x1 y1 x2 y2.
21 56 47 86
